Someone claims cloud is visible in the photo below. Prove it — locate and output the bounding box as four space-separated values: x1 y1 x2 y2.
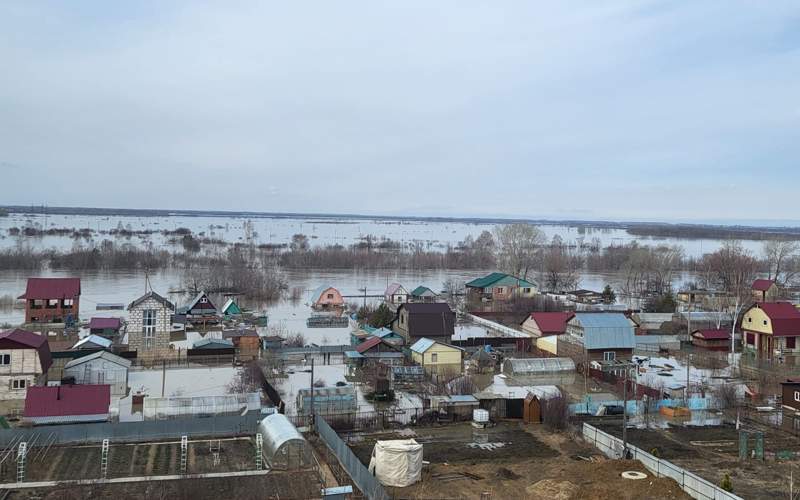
0 1 798 223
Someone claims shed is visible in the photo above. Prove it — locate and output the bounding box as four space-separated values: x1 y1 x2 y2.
258 413 313 469
88 317 122 337
71 334 113 351
64 351 131 396
24 384 111 425
368 439 423 487
221 298 242 316
192 338 234 350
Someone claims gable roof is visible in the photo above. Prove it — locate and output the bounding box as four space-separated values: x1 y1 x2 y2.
526 312 575 335
221 298 242 314
182 291 216 311
750 302 800 337
410 337 463 354
692 329 730 341
385 283 406 296
410 286 437 297
20 277 81 300
127 291 174 311
310 285 339 303
571 313 635 350
24 385 110 418
0 329 52 372
72 335 113 350
397 303 455 338
355 335 396 354
88 317 122 330
192 338 234 349
465 272 537 289
752 279 777 292
64 350 132 369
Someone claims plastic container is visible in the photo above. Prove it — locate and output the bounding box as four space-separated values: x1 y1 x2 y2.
473 409 489 423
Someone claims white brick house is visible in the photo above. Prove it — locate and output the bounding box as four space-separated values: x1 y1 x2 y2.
127 291 174 352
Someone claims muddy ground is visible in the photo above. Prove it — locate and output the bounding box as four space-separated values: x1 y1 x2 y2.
598 421 800 499
4 471 320 500
348 422 690 499
0 437 258 482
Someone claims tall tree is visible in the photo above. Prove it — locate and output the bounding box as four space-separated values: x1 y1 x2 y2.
540 236 582 292
494 224 545 280
762 240 799 287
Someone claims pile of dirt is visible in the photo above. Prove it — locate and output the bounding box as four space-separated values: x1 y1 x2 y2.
495 467 521 480
572 460 690 500
525 479 579 499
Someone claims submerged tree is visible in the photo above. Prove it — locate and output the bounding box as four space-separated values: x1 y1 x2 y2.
494 223 545 280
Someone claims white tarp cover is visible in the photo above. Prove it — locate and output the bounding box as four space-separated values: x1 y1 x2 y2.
368 439 423 487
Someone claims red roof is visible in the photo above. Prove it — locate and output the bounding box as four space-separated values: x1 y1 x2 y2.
20 277 81 300
752 279 776 292
0 329 52 372
751 302 800 337
356 336 383 353
692 329 730 340
526 312 575 335
88 317 122 330
24 384 110 418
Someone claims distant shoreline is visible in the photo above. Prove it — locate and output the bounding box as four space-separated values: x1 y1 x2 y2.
2 204 799 240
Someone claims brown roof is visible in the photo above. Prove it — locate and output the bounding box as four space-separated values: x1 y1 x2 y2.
691 329 730 340
0 329 52 372
19 277 81 300
525 312 575 335
25 384 110 418
398 303 455 338
127 291 174 311
752 279 776 292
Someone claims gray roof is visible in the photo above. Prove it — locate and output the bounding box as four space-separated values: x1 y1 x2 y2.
192 338 234 349
64 350 132 369
572 313 635 350
410 337 462 354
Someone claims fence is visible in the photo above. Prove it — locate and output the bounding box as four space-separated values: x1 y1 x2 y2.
0 412 262 447
582 423 742 500
570 397 715 415
289 406 436 433
315 416 389 500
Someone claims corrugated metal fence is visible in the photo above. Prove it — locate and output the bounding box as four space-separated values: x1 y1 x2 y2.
582 423 742 500
315 416 389 500
0 412 262 447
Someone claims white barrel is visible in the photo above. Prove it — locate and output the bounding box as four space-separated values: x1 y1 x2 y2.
473 409 489 423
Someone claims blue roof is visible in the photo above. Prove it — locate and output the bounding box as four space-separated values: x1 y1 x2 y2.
344 351 364 359
573 313 635 349
410 337 436 354
448 395 478 404
373 327 397 339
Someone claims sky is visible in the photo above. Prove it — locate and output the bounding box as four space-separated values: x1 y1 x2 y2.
0 1 798 224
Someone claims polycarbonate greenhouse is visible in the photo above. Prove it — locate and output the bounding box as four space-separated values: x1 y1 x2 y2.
502 357 576 376
258 413 313 469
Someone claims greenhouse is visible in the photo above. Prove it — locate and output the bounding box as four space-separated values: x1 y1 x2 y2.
502 357 576 376
258 413 313 469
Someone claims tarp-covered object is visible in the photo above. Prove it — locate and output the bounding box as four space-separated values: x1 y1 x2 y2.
368 439 423 487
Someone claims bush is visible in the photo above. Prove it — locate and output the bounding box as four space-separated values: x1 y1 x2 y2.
720 473 733 492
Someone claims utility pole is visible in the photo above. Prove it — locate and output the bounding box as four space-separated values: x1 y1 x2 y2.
161 359 166 397
310 357 315 425
685 353 691 406
623 366 629 457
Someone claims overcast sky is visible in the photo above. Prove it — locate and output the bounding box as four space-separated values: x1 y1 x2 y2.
1 1 798 223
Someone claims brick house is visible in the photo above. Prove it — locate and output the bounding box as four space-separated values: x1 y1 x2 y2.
18 277 81 324
0 329 52 401
127 291 174 352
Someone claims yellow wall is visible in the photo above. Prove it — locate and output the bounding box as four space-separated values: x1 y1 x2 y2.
742 308 773 335
412 343 462 374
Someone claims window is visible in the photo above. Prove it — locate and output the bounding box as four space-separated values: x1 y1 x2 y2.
789 337 797 349
523 288 531 293
603 351 616 361
763 320 768 326
30 299 44 309
62 298 74 308
0 354 9 365
431 353 438 363
748 317 752 323
143 309 157 349
46 299 59 309
11 379 25 390
746 333 755 345
327 293 333 299
495 287 504 294
200 297 208 304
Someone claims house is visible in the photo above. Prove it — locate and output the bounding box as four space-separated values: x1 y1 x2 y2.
781 380 800 412
24 384 111 425
71 334 113 351
384 283 408 306
566 289 604 305
392 303 455 344
742 302 800 359
262 335 284 350
560 313 636 363
351 325 404 347
0 329 52 401
192 337 235 350
521 312 575 337
465 272 537 302
178 292 218 321
310 285 344 309
19 277 81 325
474 375 561 420
222 329 261 360
691 329 731 351
221 298 242 317
409 338 464 376
63 351 131 397
127 291 175 353
752 279 780 302
88 317 122 338
344 336 405 375
409 286 439 303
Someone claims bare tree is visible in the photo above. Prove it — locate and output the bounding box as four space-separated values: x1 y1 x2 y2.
494 223 545 280
540 235 582 292
763 240 800 287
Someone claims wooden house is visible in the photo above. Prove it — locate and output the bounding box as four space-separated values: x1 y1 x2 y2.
178 292 218 321
88 317 122 338
409 286 439 303
0 329 52 401
690 329 731 351
742 302 800 360
392 303 455 344
127 291 175 353
310 285 344 309
409 338 463 376
221 298 243 317
465 272 537 302
384 283 408 306
19 277 81 325
345 336 404 375
521 312 574 337
223 329 261 360
752 279 780 302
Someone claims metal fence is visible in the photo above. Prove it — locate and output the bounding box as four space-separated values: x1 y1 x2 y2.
582 423 742 500
315 416 389 500
0 412 262 447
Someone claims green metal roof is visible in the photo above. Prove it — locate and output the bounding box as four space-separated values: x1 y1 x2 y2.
465 272 536 289
410 286 437 297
